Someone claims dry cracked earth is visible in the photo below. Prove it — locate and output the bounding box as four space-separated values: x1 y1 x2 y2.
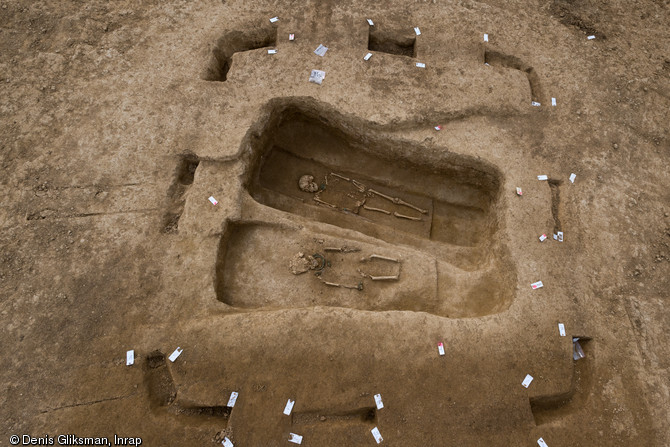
0 0 669 446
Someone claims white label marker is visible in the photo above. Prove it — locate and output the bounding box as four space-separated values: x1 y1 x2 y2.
288 433 303 444
289 33 295 41
539 234 547 242
551 97 557 106
438 342 445 356
416 62 426 68
531 281 544 289
269 17 279 23
558 323 566 337
126 350 134 366
314 44 328 57
367 19 374 26
569 173 576 183
538 438 549 447
484 33 489 42
371 427 383 444
537 175 548 181
531 101 541 106
522 374 534 388
209 196 218 205
374 394 384 410
414 27 421 36
168 347 183 362
267 49 277 54
364 52 373 61
227 391 238 407
309 69 326 85
587 35 595 40
222 437 234 447
557 231 564 242
516 187 523 196
283 399 295 415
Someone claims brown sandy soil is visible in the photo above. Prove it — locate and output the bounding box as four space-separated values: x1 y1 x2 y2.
1 0 669 446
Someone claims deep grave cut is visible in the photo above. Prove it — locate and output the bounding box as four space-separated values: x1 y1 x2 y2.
214 104 515 317
162 155 199 234
368 27 416 57
247 107 502 253
203 26 278 82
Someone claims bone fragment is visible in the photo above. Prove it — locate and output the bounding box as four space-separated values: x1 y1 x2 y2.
369 275 399 281
323 281 340 287
314 197 337 208
368 189 394 202
369 254 400 263
351 179 366 192
325 246 361 253
397 199 428 214
330 173 350 182
363 205 391 215
393 211 422 221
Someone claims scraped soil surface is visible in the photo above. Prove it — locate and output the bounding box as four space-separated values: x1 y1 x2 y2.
1 0 669 446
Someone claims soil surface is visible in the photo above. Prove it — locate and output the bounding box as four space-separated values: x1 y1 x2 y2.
1 0 669 446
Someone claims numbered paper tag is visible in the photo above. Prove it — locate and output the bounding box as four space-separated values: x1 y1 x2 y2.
222 437 234 447
484 33 489 42
531 101 541 106
539 234 547 242
558 323 566 337
587 35 595 40
284 399 295 415
364 53 373 61
438 342 445 356
309 69 326 85
314 44 328 57
516 187 523 196
416 62 426 68
270 17 279 23
537 175 548 181
531 281 543 289
557 231 564 242
289 33 295 41
434 125 442 131
414 27 421 36
209 196 218 205
569 173 576 183
551 97 557 106
537 438 549 447
367 19 374 26
371 427 383 444
288 433 303 444
522 374 534 388
374 394 384 410
168 347 183 362
227 391 238 407
268 49 277 54
126 350 134 366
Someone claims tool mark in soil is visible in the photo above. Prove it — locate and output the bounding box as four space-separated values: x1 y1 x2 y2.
368 27 416 57
484 50 544 104
550 0 605 38
203 26 278 82
548 178 562 234
143 350 232 426
162 155 200 234
292 407 377 426
530 337 593 425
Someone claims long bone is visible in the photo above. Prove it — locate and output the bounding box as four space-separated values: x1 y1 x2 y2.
368 189 428 214
394 211 423 221
363 205 391 215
